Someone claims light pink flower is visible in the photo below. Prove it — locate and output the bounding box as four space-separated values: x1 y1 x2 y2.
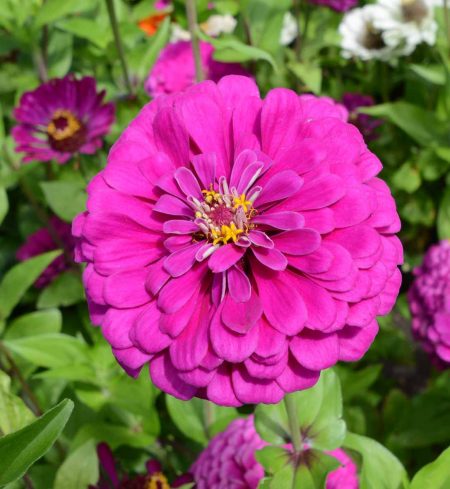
189 416 359 488
73 76 402 406
145 41 249 98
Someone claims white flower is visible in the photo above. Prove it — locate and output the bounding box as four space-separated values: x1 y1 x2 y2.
200 14 237 37
280 12 298 46
372 0 437 54
339 6 405 61
170 23 191 42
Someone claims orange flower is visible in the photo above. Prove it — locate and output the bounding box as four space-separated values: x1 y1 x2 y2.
138 12 168 36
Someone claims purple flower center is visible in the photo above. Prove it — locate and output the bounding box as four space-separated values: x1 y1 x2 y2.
47 108 87 153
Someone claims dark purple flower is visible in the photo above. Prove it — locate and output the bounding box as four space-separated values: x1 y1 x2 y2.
308 0 358 12
90 443 188 489
16 216 75 288
409 241 450 368
12 75 115 164
342 93 382 142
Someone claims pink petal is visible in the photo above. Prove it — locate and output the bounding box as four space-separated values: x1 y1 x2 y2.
130 302 171 354
255 171 303 207
208 244 245 273
252 247 287 271
276 355 320 393
153 107 189 168
174 167 202 198
232 366 285 404
164 242 203 277
338 320 379 362
192 153 216 188
253 211 305 231
248 230 274 249
221 292 262 334
288 174 346 211
163 220 198 235
272 229 321 256
104 268 150 308
290 329 339 370
227 265 251 302
154 194 193 217
207 365 241 407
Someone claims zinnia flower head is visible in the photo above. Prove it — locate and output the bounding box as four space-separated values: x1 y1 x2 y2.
189 416 359 488
73 76 402 406
89 443 188 489
144 41 249 97
372 0 437 55
408 241 450 368
17 216 74 288
13 75 115 164
309 0 358 12
342 93 382 141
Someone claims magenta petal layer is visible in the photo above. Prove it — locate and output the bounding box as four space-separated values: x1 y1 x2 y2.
408 240 450 368
73 75 403 406
13 75 115 164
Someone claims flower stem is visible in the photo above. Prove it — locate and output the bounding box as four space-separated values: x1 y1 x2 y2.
105 0 133 95
203 400 214 439
186 0 205 82
32 47 48 83
284 394 302 454
444 0 450 49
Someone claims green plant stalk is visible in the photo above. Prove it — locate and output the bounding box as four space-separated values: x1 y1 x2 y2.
105 0 133 95
186 0 205 82
284 394 302 454
445 0 450 49
203 400 214 439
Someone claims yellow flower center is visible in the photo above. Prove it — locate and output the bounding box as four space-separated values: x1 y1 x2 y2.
145 472 170 489
47 109 82 141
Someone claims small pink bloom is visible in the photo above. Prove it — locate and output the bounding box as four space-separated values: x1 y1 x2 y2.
145 40 250 97
17 216 74 288
309 0 358 12
408 241 450 368
189 416 359 488
74 76 402 406
12 75 115 164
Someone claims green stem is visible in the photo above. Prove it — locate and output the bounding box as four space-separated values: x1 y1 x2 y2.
32 47 48 83
284 394 302 454
186 0 205 82
444 0 450 50
203 400 214 439
105 0 133 95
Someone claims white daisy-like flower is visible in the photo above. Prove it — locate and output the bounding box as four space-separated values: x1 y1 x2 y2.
280 12 298 46
339 5 405 61
372 0 437 55
170 23 191 43
200 14 237 37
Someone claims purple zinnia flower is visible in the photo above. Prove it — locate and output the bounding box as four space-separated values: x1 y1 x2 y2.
342 93 382 142
73 76 402 406
145 40 250 98
12 75 115 164
90 443 188 489
16 216 75 288
408 241 450 368
309 0 358 12
190 416 359 488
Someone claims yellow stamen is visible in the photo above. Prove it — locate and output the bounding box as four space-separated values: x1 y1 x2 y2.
202 189 220 203
47 109 81 141
146 472 170 489
212 222 244 245
233 194 253 213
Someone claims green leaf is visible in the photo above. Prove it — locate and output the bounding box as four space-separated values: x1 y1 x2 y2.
0 250 61 321
53 440 99 489
410 64 446 85
289 62 322 94
255 446 290 474
0 398 74 486
40 181 86 222
37 271 85 309
437 187 450 240
166 396 239 445
4 334 89 369
47 31 73 78
34 0 94 28
4 309 62 340
56 18 112 49
392 163 421 193
198 31 278 70
344 432 408 489
255 370 345 451
360 102 448 146
410 446 450 489
0 371 35 435
0 187 8 225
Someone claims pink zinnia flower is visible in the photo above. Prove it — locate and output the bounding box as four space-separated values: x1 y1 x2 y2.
12 75 115 164
73 76 402 406
17 216 74 288
144 41 249 98
408 241 450 368
190 416 359 488
309 0 358 12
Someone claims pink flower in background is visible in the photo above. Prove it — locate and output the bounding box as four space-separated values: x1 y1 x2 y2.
73 76 402 406
309 0 358 12
189 416 359 488
408 241 450 368
12 75 115 164
342 93 382 142
17 216 74 288
145 41 249 97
